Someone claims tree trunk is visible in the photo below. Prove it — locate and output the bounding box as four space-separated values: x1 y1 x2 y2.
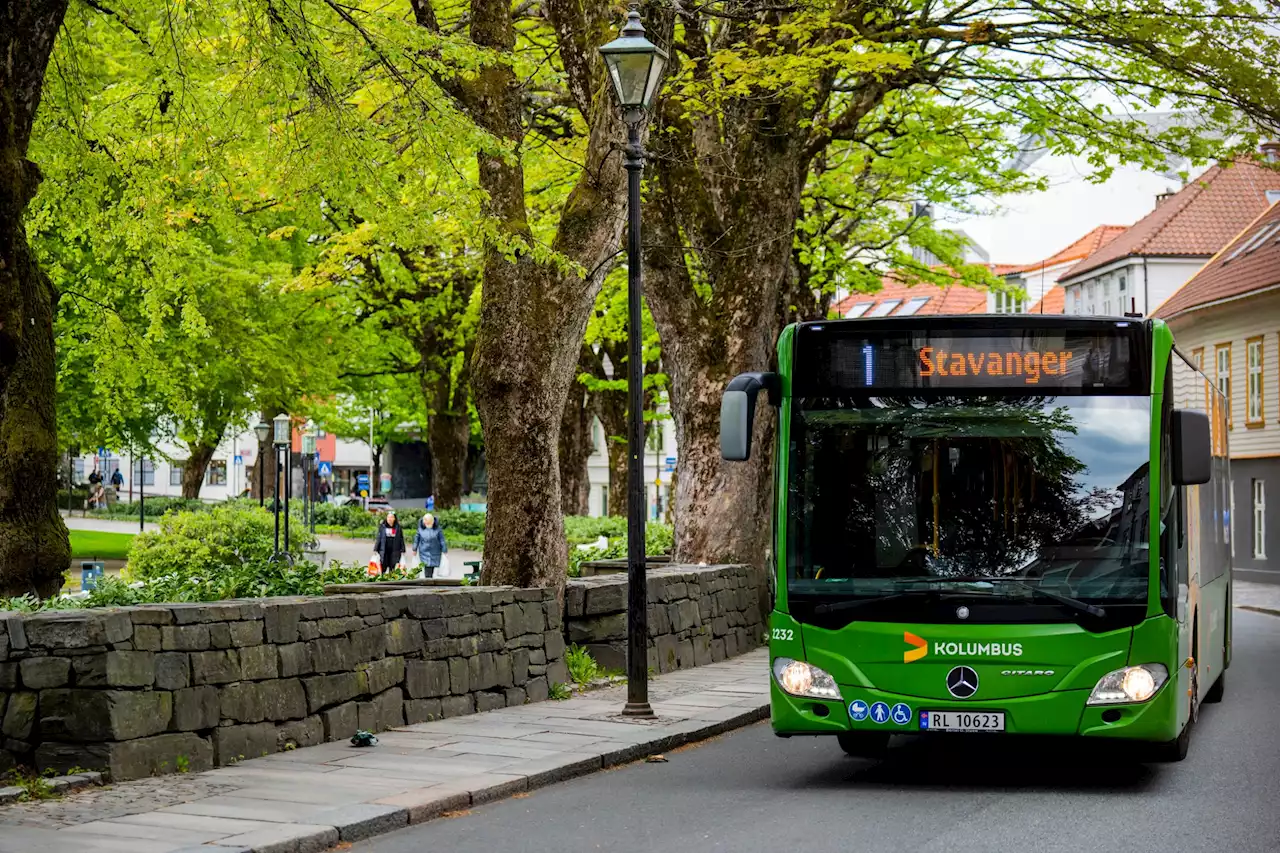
0 0 72 598
558 348 596 517
429 374 470 509
605 437 628 519
451 0 629 591
181 442 217 500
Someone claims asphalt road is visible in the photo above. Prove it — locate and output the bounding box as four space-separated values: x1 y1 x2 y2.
355 610 1280 853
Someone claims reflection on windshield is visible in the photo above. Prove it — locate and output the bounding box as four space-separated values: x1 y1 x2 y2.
787 396 1151 603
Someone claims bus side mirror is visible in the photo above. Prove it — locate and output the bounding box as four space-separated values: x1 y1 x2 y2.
720 372 780 461
1171 409 1211 486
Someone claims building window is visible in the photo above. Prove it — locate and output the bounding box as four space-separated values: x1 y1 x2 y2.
844 302 872 318
994 291 1024 314
897 296 930 316
170 462 186 487
132 459 155 487
1254 479 1267 559
1246 336 1264 425
1216 344 1232 427
207 460 227 486
1071 288 1082 314
1086 282 1096 313
72 458 86 485
868 299 901 317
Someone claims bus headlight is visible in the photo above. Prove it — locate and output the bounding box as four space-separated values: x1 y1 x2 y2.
1087 664 1169 705
772 658 841 700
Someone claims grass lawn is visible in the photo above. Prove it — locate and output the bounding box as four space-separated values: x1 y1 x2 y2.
69 530 135 561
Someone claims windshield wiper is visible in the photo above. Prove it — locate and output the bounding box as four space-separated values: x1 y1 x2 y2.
809 581 957 615
956 577 1107 619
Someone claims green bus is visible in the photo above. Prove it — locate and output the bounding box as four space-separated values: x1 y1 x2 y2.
721 315 1230 761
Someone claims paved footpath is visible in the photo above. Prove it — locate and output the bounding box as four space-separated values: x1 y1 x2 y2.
1235 580 1280 615
0 650 768 853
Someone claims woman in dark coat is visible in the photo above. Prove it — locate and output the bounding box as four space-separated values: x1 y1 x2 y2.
373 511 406 574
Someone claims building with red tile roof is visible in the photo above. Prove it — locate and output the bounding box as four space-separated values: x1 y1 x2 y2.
1002 225 1127 313
1154 199 1280 581
1060 158 1280 317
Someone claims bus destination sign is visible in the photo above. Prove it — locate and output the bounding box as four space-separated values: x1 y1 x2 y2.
795 327 1145 395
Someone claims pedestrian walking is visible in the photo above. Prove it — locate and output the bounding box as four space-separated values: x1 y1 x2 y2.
318 477 332 504
373 511 406 575
110 467 124 495
413 513 448 578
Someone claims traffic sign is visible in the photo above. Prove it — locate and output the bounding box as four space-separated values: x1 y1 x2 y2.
233 455 244 466
317 462 332 478
665 456 676 472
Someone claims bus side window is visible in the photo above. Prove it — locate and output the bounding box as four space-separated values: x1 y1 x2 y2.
1159 360 1177 618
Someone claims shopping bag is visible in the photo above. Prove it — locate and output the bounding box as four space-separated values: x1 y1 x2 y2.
367 553 381 577
437 553 450 578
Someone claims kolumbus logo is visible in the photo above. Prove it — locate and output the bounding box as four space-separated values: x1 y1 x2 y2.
903 632 1023 662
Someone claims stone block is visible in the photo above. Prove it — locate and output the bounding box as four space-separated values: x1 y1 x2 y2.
564 583 586 618
191 649 241 684
406 594 444 620
24 611 130 649
156 653 191 690
73 650 155 688
424 637 459 659
279 642 312 678
171 603 240 624
495 654 513 689
277 715 325 751
543 599 561 631
130 608 175 626
359 656 405 696
547 660 569 687
310 637 354 672
114 732 214 780
0 662 16 690
585 583 627 616
300 600 328 620
475 691 505 712
479 612 503 632
511 648 529 687
263 602 302 644
2 615 26 651
710 637 727 662
447 614 479 637
504 687 527 707
655 635 679 674
220 681 266 723
173 686 219 731
298 621 319 642
693 634 713 667
302 672 365 714
677 600 700 632
240 644 278 680
357 688 404 732
404 660 449 699
544 630 566 661
355 596 383 616
583 642 624 672
323 598 352 618
469 653 499 692
648 604 671 636
514 588 543 603
440 591 472 617
20 656 70 689
208 623 232 649
2 692 37 740
321 701 359 741
163 625 211 652
529 648 546 665
383 619 422 656
40 689 171 741
422 617 448 642
500 603 524 640
133 624 162 651
525 676 549 703
230 621 264 647
403 698 441 725
477 630 504 653
350 625 386 663
213 722 277 765
567 613 626 644
439 694 475 719
448 657 469 695
724 631 740 659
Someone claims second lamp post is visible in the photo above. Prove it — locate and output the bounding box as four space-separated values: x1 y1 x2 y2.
272 413 291 562
599 5 666 719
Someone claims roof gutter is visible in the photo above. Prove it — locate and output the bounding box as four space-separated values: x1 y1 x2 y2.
1159 281 1280 321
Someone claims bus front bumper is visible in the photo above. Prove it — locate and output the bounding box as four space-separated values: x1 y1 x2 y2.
770 677 1179 742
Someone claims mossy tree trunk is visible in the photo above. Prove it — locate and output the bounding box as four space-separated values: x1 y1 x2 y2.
0 0 72 598
180 442 217 500
414 0 629 591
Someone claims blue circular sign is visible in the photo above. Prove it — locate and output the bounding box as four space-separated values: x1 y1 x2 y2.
890 703 912 726
848 700 869 721
869 702 891 724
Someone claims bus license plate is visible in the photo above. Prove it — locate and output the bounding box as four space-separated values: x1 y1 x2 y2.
921 711 1005 732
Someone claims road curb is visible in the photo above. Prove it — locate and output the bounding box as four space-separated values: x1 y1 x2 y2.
1240 605 1280 618
340 703 768 849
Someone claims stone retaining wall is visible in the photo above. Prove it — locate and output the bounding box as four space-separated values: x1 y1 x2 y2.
563 564 764 672
0 587 566 781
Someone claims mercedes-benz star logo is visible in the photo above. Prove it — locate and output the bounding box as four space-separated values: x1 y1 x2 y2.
946 665 979 699
956 606 970 620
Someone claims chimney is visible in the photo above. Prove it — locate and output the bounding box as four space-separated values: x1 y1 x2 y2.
1262 141 1280 164
1155 189 1177 207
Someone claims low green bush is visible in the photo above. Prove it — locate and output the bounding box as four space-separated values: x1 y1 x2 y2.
88 496 211 519
567 522 674 577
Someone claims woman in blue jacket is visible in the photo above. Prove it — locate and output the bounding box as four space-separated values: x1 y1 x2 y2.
413 513 448 578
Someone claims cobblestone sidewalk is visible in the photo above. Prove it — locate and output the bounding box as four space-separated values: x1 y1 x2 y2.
0 649 769 853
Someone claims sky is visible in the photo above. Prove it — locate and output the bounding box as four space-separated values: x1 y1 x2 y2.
945 155 1215 267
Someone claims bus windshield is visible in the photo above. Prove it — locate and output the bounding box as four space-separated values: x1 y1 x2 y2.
787 395 1152 607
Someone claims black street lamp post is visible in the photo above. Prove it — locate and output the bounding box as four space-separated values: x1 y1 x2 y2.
302 427 317 546
254 421 271 508
599 6 666 719
272 413 290 561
